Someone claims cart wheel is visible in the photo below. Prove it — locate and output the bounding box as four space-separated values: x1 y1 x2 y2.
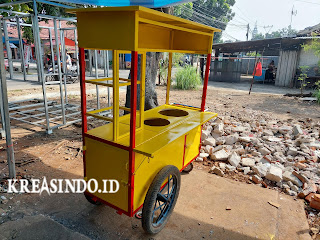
142 165 181 234
84 193 101 205
182 163 193 173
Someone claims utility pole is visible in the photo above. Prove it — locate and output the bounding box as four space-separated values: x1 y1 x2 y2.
290 5 297 29
246 24 249 41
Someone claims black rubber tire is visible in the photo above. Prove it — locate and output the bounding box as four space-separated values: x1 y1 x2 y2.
182 163 194 173
84 193 101 205
142 165 181 234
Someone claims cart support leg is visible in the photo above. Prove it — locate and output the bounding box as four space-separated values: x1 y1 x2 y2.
129 51 138 216
201 54 211 112
79 47 87 177
166 52 172 105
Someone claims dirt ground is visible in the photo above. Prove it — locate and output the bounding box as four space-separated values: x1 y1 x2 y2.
0 83 320 239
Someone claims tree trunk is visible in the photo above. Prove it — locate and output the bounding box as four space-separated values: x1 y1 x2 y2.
125 7 172 112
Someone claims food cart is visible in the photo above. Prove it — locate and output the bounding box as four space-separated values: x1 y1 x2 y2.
72 6 220 234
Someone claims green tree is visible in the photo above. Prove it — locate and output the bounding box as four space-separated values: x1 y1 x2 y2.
303 34 320 103
174 0 235 42
252 33 265 40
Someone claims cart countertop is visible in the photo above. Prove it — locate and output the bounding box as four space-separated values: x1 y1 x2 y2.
86 104 217 157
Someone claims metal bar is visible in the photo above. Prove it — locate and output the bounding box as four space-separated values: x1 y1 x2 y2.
112 50 119 141
140 52 146 129
74 29 80 77
37 0 75 9
3 20 13 79
0 22 15 178
103 51 107 77
79 47 87 177
59 22 68 105
0 0 31 8
106 51 110 107
166 52 173 105
48 28 55 73
201 54 211 112
94 50 100 109
33 0 51 133
88 50 92 76
37 14 76 22
54 19 66 124
59 27 77 30
31 15 41 82
129 50 138 215
16 16 27 81
0 9 30 16
86 113 113 122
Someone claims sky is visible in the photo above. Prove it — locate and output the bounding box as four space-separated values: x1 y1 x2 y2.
223 0 320 41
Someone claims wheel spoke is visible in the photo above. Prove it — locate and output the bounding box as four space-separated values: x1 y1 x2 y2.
157 192 168 203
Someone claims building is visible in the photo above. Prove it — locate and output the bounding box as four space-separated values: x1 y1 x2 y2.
211 36 320 88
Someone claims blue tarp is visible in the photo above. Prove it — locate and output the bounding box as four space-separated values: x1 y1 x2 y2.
55 0 192 8
2 36 20 45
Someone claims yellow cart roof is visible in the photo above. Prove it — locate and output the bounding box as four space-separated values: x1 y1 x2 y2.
70 6 221 54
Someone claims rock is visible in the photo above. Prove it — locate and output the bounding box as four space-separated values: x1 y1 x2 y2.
241 158 255 167
305 193 315 202
313 194 320 202
252 175 262 184
265 166 283 183
290 185 299 192
292 171 308 183
195 157 203 162
263 136 282 142
234 148 246 155
293 124 303 136
199 153 209 159
228 152 241 167
213 123 224 134
306 141 320 149
211 149 229 161
282 171 303 187
201 130 211 140
294 162 306 170
243 167 251 175
211 145 224 153
225 135 239 145
263 130 274 136
0 196 6 200
203 137 216 147
287 147 298 156
205 145 213 154
215 137 225 145
253 164 269 177
226 164 236 171
233 126 246 132
219 163 226 170
238 136 251 143
310 198 320 210
210 167 224 177
279 126 292 134
298 182 318 198
258 147 271 156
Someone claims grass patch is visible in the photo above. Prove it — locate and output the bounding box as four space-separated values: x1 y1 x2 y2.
175 66 201 90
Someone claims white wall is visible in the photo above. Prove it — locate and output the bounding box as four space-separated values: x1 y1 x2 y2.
298 48 320 68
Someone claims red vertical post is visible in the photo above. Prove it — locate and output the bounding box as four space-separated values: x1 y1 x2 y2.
128 51 138 216
200 54 211 112
79 47 87 177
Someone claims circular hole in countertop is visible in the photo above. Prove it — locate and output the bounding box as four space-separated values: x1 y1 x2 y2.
144 118 170 127
159 108 189 117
